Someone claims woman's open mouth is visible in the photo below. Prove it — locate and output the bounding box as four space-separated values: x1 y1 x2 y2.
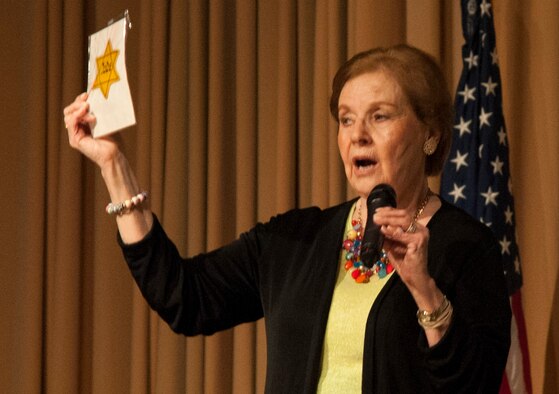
353 156 377 173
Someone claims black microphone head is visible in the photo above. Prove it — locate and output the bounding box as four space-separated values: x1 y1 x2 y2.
360 184 397 269
367 183 397 212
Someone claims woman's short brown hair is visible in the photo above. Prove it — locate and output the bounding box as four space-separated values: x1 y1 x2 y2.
329 44 453 176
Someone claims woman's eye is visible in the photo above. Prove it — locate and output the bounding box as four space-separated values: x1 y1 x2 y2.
373 113 388 121
340 116 353 126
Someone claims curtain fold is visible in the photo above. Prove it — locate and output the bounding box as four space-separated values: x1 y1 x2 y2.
1 0 557 392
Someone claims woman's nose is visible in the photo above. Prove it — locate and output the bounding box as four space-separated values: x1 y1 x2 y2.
351 117 372 145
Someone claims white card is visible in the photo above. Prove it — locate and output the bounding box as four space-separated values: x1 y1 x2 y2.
87 12 136 138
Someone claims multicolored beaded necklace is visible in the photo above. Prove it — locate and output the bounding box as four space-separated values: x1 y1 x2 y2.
342 213 392 283
342 190 431 283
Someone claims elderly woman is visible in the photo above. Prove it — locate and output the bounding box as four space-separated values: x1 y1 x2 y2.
64 44 511 393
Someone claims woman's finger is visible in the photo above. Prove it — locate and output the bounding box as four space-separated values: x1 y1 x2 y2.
63 93 88 116
65 101 90 129
374 208 413 228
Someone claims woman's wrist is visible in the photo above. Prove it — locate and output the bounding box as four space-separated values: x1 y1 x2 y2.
409 277 445 314
417 295 453 329
100 151 141 202
410 277 452 343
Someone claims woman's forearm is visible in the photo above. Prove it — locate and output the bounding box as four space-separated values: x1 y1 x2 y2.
100 150 153 244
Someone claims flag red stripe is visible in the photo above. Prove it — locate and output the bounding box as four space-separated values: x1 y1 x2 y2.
500 371 511 394
511 292 532 393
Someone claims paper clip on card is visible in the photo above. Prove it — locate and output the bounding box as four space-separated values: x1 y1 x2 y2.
87 10 136 138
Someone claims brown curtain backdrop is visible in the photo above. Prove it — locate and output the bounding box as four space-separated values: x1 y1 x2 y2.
1 0 557 393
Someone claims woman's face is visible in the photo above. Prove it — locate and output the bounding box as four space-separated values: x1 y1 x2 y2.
337 70 430 200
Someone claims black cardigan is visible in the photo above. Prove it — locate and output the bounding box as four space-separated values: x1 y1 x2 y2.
120 198 511 393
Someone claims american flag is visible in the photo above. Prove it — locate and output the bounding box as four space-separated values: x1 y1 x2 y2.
440 0 532 392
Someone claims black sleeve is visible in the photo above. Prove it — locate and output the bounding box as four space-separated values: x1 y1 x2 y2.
118 214 265 336
419 228 512 393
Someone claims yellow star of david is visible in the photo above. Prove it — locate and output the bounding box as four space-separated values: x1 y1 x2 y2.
92 40 120 99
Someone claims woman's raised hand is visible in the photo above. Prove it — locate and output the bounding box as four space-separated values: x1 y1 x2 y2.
63 93 120 168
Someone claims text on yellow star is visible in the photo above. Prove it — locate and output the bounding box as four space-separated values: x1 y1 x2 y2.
92 40 120 99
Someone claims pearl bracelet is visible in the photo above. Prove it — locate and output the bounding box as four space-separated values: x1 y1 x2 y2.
106 191 148 215
416 295 453 329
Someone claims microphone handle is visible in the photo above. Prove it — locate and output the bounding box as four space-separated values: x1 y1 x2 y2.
360 184 397 268
360 223 384 268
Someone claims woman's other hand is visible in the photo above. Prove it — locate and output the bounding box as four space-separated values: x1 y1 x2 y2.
374 206 431 290
63 93 119 169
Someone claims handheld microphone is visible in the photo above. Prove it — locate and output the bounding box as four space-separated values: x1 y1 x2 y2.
360 184 397 268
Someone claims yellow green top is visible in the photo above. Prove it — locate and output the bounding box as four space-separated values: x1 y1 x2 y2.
317 202 393 393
